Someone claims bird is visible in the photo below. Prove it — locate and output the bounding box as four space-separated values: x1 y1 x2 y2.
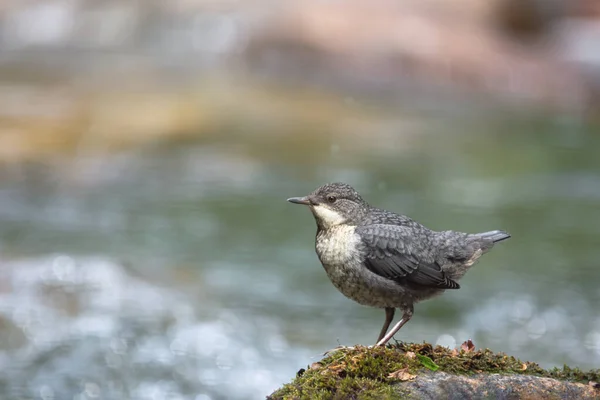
287 182 510 347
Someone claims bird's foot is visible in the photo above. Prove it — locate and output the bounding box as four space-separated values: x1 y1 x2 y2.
374 339 400 347
323 345 353 356
323 345 374 356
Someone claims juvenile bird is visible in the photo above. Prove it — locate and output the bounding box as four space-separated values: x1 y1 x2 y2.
287 182 510 346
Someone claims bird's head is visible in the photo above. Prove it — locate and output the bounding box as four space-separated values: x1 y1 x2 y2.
287 182 369 229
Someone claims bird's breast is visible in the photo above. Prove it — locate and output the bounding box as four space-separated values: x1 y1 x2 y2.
315 225 362 266
314 225 413 308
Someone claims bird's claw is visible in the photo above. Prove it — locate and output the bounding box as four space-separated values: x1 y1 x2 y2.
323 345 374 356
323 345 352 356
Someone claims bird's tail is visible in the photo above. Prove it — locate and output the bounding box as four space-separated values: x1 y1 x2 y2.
478 230 511 243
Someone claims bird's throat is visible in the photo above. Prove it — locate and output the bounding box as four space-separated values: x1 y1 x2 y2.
311 205 347 230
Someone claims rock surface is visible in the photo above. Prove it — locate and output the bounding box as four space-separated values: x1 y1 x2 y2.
401 371 598 399
269 343 600 400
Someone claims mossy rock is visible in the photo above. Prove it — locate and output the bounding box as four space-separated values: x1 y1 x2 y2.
269 342 600 400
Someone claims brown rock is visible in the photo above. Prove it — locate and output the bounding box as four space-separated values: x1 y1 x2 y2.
244 0 590 111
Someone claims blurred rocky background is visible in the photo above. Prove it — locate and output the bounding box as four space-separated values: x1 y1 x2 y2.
0 1 599 399
0 0 599 161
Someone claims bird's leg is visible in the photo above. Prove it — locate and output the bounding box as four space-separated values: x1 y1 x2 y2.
375 306 413 346
325 309 394 356
376 307 395 343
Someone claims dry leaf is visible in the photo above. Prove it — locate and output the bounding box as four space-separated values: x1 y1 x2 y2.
405 351 416 359
521 363 527 371
328 362 346 375
310 362 322 370
450 349 459 357
460 339 475 353
388 367 417 381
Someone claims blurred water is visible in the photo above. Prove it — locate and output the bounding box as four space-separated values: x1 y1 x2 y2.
0 116 599 399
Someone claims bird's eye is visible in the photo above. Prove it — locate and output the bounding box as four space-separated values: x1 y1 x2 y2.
327 195 337 203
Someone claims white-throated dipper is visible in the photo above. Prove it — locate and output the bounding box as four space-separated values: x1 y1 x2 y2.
287 182 510 346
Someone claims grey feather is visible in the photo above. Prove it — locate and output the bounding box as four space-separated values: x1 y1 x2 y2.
357 224 460 290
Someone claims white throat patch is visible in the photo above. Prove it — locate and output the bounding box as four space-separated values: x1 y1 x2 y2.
311 204 346 229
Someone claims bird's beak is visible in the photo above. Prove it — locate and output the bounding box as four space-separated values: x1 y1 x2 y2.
287 196 311 205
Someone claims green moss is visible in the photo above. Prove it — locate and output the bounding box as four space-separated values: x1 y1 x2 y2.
268 342 600 400
271 376 402 400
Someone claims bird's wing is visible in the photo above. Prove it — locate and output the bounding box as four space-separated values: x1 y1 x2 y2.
356 224 460 289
